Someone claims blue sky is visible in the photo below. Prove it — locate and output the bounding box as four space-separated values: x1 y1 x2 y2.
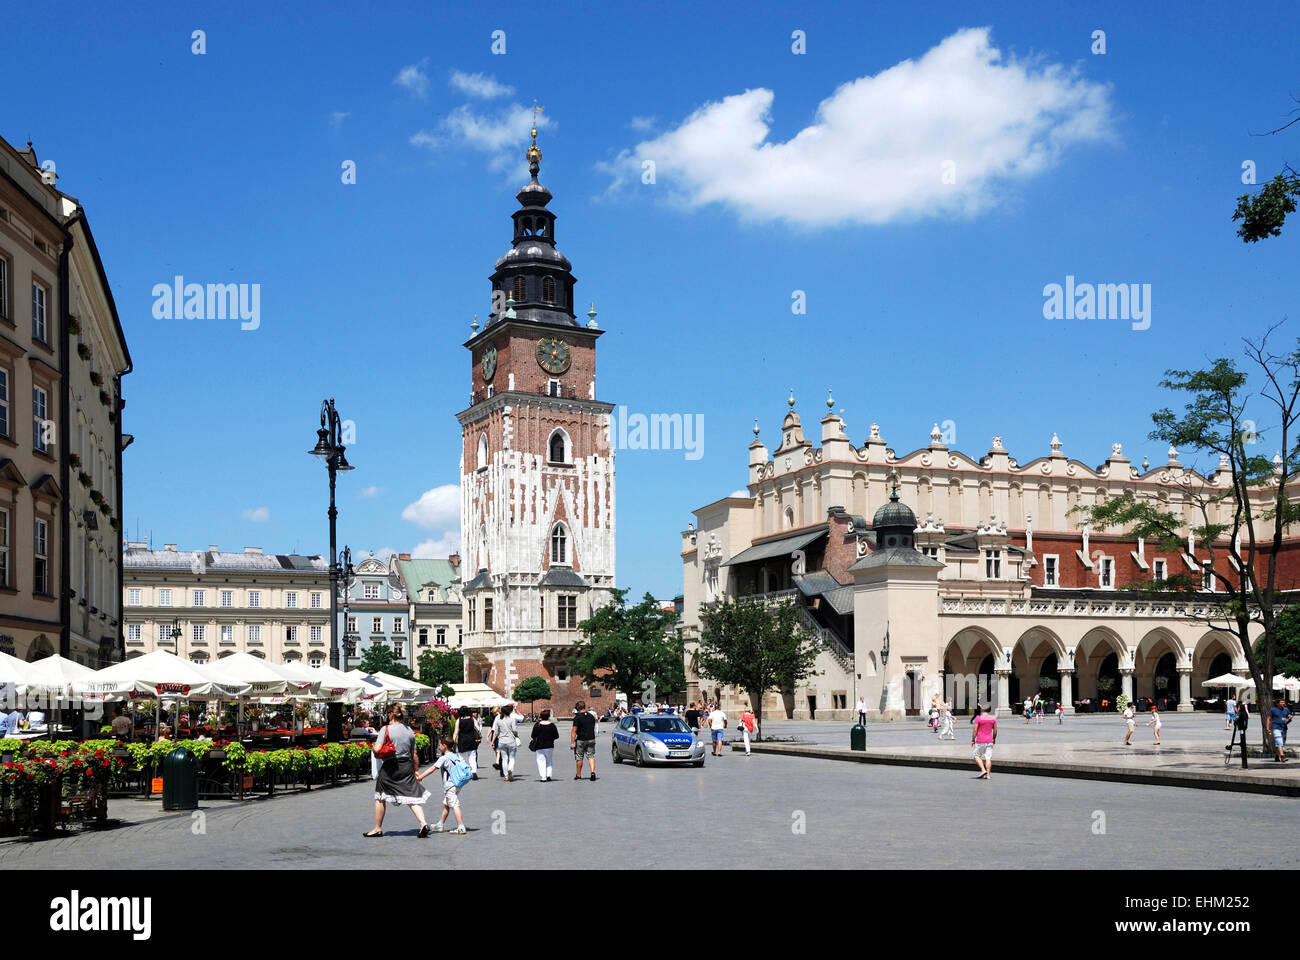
4 0 1298 599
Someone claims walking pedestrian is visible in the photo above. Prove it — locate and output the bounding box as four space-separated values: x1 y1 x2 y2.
1055 701 1064 724
1147 704 1162 745
1225 695 1238 731
365 704 432 838
1267 696 1292 762
1122 701 1136 745
1023 697 1033 724
488 706 502 773
971 704 997 779
937 700 955 740
531 708 560 780
739 705 756 756
417 736 468 834
453 705 482 780
684 701 702 735
493 704 521 782
570 699 598 780
856 696 867 726
708 702 728 756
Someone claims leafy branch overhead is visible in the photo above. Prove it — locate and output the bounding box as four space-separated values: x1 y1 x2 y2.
570 589 683 704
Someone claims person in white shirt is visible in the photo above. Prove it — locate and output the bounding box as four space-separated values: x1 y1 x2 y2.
708 705 727 756
27 710 46 730
1122 703 1136 746
856 697 867 725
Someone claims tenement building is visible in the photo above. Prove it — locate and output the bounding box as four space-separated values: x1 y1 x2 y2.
396 554 464 657
338 552 412 672
680 394 1293 719
457 130 616 713
122 544 331 666
0 135 131 666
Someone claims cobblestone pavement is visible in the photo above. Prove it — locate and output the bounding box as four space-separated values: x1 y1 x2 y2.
3 719 1298 869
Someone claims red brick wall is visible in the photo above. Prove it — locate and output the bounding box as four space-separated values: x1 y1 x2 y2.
471 326 598 403
475 657 616 715
823 512 858 584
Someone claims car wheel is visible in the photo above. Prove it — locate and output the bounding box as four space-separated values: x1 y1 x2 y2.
611 743 622 763
634 747 645 768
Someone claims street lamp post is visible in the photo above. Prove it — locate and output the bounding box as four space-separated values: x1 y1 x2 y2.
339 545 355 671
309 398 353 742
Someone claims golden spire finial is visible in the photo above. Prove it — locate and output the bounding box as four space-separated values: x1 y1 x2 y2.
531 100 544 145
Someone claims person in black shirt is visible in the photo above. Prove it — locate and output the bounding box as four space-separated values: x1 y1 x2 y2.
684 702 702 735
531 708 561 781
570 700 599 781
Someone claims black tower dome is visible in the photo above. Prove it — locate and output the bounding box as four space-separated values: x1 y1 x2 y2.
872 472 917 550
487 124 577 327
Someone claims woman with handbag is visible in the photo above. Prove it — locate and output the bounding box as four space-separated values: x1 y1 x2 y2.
365 704 432 838
493 703 521 782
531 708 560 781
453 705 482 780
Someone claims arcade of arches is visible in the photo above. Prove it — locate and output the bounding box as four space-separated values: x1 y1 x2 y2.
941 625 1244 714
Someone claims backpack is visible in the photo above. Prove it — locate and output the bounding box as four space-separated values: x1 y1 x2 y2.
446 754 473 789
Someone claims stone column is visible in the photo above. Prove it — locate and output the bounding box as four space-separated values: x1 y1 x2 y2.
1120 668 1134 703
1177 668 1193 712
1059 669 1075 713
995 670 1011 716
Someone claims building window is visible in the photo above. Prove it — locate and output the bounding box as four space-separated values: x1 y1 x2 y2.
457 626 463 645
548 379 561 398
346 615 357 633
1202 562 1214 591
556 665 569 682
32 281 47 342
33 517 49 594
310 625 322 644
1043 555 1058 587
436 627 446 646
309 656 323 668
220 590 233 607
1153 558 1167 581
477 433 489 470
286 626 298 644
418 627 428 646
393 616 404 634
248 590 261 608
192 624 205 642
559 594 578 629
512 276 526 302
159 588 172 607
468 598 476 631
393 641 404 659
248 624 261 644
220 625 234 644
548 429 568 463
286 591 297 609
1099 557 1113 588
542 276 556 304
193 590 205 607
0 256 7 319
551 523 568 565
427 588 437 602
32 385 49 453
0 368 8 439
158 624 173 645
128 588 141 606
370 616 382 634
310 592 322 609
0 507 9 588
127 624 141 643
484 598 494 631
364 582 379 599
984 549 1001 579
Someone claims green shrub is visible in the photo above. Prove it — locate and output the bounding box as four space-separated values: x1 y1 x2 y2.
1116 694 1130 714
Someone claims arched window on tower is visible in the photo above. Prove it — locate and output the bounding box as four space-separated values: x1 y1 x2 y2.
512 276 526 302
477 433 488 470
784 507 795 529
542 276 556 304
551 522 569 566
548 428 570 464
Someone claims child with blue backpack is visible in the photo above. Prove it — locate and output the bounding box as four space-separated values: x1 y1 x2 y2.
417 736 472 834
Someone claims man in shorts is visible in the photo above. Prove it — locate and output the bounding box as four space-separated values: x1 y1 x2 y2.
708 703 728 756
1267 696 1292 762
971 704 997 779
571 700 599 781
1122 702 1136 745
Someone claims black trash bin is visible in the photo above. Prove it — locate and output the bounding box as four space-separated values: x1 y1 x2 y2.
161 746 197 810
850 723 866 751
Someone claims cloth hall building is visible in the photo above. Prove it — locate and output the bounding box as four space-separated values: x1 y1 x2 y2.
680 395 1294 720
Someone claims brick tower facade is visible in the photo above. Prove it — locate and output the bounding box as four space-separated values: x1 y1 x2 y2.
457 127 617 714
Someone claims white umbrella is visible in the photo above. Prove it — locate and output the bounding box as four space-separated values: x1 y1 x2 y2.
283 661 367 702
369 671 436 701
202 652 316 697
73 649 249 701
0 650 36 685
445 683 511 709
1202 673 1254 688
1273 675 1300 692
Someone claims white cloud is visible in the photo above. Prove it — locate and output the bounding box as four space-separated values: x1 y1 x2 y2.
599 28 1113 227
728 489 750 499
410 103 553 173
394 60 430 99
242 507 270 523
412 531 462 558
401 484 460 529
628 115 657 132
359 485 381 498
330 111 351 130
450 70 514 99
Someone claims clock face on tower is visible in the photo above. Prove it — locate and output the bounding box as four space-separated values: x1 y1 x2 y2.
481 345 498 382
535 336 571 375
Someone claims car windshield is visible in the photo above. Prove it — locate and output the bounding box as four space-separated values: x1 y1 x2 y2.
640 717 690 733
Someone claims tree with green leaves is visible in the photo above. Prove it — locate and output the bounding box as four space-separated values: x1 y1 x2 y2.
358 643 414 681
1259 604 1300 677
570 589 683 709
417 648 463 696
513 676 553 716
1076 326 1300 750
1232 98 1300 243
694 598 821 742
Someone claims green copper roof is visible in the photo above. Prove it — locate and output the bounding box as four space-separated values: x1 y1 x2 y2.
397 558 461 603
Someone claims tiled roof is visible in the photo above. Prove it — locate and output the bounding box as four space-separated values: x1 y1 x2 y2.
539 568 589 588
122 548 327 574
397 558 461 602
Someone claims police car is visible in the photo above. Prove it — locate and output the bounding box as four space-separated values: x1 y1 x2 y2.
610 713 706 767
